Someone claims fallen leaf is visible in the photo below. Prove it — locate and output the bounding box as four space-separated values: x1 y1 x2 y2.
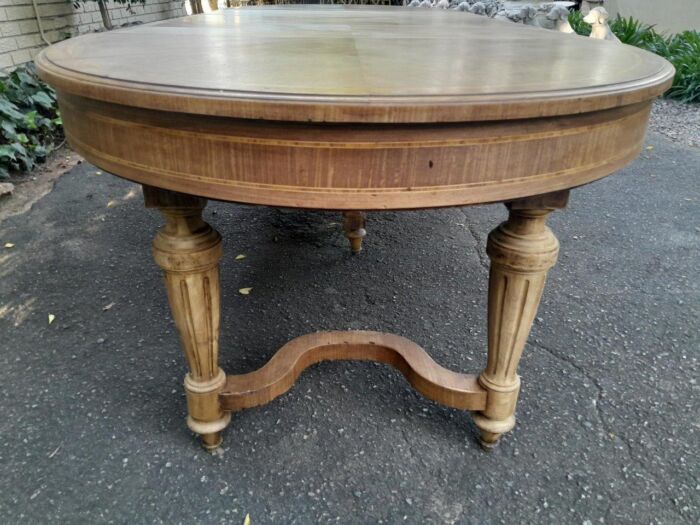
235 254 246 261
4 242 14 249
48 314 55 325
238 288 252 295
243 514 251 525
107 200 116 208
102 302 115 311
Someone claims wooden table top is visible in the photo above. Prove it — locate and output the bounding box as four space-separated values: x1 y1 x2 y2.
36 7 674 209
36 6 673 123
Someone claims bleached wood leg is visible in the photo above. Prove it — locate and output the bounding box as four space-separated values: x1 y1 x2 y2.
473 192 566 449
145 186 230 450
342 211 366 254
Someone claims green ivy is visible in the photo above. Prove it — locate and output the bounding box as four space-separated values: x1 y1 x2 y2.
568 12 700 103
0 63 63 179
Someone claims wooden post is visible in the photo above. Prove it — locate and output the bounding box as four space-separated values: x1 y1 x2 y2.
145 186 230 450
473 192 566 449
342 211 367 254
190 0 204 14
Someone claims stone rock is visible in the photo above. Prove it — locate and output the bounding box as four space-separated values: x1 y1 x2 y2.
580 0 605 16
0 182 15 198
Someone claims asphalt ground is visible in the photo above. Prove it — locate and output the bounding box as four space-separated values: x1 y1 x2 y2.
0 131 698 524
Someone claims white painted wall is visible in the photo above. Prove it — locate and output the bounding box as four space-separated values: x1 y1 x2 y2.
604 0 699 34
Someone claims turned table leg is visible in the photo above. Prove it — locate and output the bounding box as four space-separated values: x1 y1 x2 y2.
473 192 567 449
144 186 231 450
342 211 366 254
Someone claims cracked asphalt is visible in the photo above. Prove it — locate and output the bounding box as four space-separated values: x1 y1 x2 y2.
0 131 698 524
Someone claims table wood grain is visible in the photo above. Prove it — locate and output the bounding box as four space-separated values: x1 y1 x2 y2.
37 6 673 123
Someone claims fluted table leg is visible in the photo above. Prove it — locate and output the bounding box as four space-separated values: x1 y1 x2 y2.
473 192 567 449
144 186 231 450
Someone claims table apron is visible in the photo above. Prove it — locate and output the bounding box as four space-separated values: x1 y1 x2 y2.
58 93 651 209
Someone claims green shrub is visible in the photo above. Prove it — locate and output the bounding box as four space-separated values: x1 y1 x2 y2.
663 31 700 103
568 10 591 37
0 63 63 179
609 15 661 48
568 12 700 103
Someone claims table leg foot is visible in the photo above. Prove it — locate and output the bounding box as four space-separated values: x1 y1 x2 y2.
472 413 516 449
343 211 366 254
145 186 231 449
184 371 231 449
201 432 223 451
473 193 565 446
478 434 499 451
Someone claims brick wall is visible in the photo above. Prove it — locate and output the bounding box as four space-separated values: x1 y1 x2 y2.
0 0 186 69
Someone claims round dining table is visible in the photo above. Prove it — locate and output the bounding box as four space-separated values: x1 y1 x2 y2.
36 6 673 451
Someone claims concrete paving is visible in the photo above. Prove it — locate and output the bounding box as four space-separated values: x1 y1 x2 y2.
0 131 698 524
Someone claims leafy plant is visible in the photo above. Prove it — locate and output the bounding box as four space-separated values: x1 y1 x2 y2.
608 16 660 48
0 64 63 179
569 12 700 103
568 10 591 37
663 31 700 103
